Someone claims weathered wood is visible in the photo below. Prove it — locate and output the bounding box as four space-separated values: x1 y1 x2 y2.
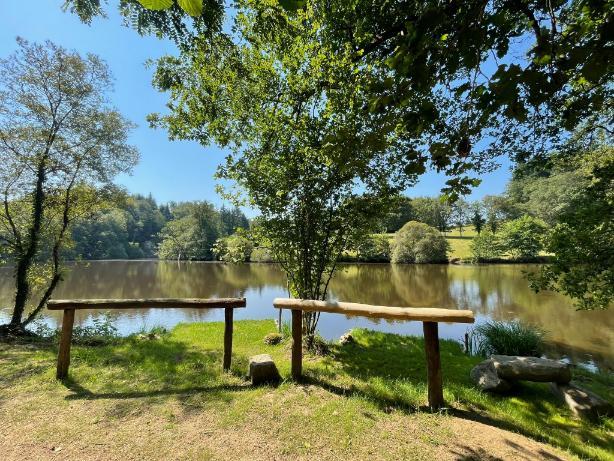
274 298 474 324
423 321 444 409
223 307 233 372
47 297 246 310
56 308 75 379
291 309 302 380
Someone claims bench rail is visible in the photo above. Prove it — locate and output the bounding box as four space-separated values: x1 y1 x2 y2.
273 297 475 409
49 297 246 379
48 297 246 310
274 298 474 323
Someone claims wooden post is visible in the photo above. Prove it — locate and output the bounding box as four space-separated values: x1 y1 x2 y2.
223 307 233 372
291 309 302 380
56 308 75 379
423 321 444 409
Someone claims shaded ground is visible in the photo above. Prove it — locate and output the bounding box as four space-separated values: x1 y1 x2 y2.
1 320 612 460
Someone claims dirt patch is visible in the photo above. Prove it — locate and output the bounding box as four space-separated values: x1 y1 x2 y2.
0 386 572 461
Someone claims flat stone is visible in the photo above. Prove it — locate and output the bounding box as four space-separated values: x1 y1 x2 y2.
248 354 281 385
491 355 571 383
470 359 512 393
550 382 613 421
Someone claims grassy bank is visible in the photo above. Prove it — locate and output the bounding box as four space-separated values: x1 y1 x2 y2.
1 320 612 460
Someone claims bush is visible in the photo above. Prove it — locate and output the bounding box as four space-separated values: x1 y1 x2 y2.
213 231 254 263
391 221 448 263
355 234 390 262
499 215 547 259
470 231 503 261
250 246 276 263
263 332 283 345
468 320 545 357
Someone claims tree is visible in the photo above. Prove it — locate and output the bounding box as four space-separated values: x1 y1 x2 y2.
0 39 138 334
148 2 428 343
529 146 613 309
391 221 448 264
383 195 414 233
499 215 547 260
482 195 516 234
412 197 452 233
220 205 249 236
314 0 613 170
451 198 470 236
470 202 486 235
157 201 221 260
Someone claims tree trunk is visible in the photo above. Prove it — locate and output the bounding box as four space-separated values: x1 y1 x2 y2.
10 159 46 328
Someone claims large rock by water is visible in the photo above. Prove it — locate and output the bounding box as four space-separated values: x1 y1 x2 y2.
248 354 281 385
550 382 613 421
470 359 511 393
491 355 572 383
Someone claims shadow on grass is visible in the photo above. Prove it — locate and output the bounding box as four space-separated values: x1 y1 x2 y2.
303 329 611 460
59 336 252 402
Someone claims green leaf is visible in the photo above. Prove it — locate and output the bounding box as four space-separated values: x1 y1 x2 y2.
279 0 306 11
177 0 203 16
138 0 173 11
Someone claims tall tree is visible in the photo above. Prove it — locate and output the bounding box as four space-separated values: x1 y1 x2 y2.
0 39 138 334
148 2 438 342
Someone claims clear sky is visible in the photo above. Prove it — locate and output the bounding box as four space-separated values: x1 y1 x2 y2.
0 1 512 215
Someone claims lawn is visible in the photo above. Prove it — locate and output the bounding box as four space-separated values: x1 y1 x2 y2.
1 320 612 460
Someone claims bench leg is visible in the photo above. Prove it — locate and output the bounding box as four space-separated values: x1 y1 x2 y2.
223 307 233 372
291 309 302 380
423 321 444 409
56 308 75 379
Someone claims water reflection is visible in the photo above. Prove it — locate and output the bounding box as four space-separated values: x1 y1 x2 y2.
0 261 612 371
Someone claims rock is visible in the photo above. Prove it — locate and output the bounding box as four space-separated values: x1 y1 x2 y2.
339 332 354 345
248 354 281 385
470 359 512 393
491 355 571 384
550 382 613 421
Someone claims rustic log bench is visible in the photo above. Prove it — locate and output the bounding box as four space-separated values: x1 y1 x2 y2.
273 298 475 409
48 298 246 379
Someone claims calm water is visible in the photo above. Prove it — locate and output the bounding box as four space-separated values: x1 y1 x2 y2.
1 261 612 371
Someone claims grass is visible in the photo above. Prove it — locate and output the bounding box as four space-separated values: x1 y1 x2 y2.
468 320 546 357
1 320 612 460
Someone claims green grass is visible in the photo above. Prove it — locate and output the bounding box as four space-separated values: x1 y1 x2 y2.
1 320 612 460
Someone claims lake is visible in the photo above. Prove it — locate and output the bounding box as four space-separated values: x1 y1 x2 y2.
1 261 612 371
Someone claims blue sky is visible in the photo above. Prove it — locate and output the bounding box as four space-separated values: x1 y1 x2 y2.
0 1 512 215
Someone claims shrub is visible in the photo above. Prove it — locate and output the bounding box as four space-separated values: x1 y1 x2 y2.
391 221 448 263
499 215 547 259
355 234 390 262
468 320 545 357
263 332 283 345
470 231 503 261
250 246 276 263
213 231 254 263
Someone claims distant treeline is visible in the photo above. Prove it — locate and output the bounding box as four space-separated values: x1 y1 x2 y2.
67 194 249 260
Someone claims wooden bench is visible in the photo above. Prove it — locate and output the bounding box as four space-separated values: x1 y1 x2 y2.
48 298 246 379
273 298 475 409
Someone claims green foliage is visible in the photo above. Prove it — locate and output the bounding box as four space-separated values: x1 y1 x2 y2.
411 197 452 232
263 332 283 345
316 1 613 169
149 2 423 339
391 221 448 264
213 230 254 263
355 234 390 262
469 231 503 262
250 246 276 263
0 39 137 329
468 321 545 357
498 215 547 260
530 146 614 309
470 203 486 235
157 201 222 261
382 196 414 232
